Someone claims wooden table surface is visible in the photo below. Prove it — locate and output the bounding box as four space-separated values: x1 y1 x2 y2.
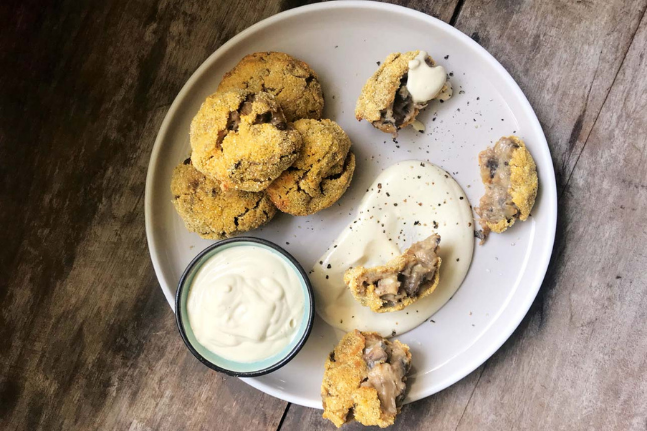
2 0 646 429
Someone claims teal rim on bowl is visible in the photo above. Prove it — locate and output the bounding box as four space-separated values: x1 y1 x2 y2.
175 237 315 377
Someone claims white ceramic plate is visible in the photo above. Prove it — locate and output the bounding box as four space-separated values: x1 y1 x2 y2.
145 1 557 409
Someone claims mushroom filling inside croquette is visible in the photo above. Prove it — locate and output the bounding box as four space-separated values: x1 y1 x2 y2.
376 57 437 130
376 76 416 129
361 334 411 415
476 137 521 224
226 94 288 133
355 234 440 307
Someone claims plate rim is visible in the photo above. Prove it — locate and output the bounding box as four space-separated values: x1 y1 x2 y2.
145 0 557 409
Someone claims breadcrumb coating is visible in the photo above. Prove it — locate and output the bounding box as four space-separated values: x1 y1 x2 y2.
217 51 324 122
321 330 411 428
170 159 276 239
190 89 302 192
476 136 538 237
267 119 355 216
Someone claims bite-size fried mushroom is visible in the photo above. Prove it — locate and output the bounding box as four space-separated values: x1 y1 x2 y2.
344 234 442 312
475 136 538 241
321 330 412 428
355 51 451 135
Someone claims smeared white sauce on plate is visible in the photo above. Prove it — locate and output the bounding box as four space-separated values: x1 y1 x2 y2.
310 161 474 337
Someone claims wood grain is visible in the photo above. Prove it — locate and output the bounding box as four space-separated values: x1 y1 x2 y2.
1 0 646 430
0 0 294 429
453 12 647 430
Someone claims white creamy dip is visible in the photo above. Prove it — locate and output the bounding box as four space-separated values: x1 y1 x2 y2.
188 245 304 363
311 161 474 337
406 51 449 104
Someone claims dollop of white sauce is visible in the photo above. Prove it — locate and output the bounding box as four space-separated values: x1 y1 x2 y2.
406 51 448 104
188 245 304 363
411 119 426 133
311 161 474 337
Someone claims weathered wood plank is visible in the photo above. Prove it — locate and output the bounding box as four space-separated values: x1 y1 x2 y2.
373 0 463 23
453 11 647 430
455 0 647 190
0 0 293 429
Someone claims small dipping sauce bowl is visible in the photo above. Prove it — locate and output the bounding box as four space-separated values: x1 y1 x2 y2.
175 237 314 377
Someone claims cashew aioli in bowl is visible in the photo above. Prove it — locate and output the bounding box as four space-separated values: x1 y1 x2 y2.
187 245 305 363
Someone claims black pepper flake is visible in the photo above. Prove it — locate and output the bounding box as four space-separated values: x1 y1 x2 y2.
327 264 332 269
376 61 381 65
456 258 460 262
393 203 398 207
430 319 436 323
378 183 382 189
420 162 426 167
433 221 439 229
386 192 390 197
616 275 622 279
326 275 329 279
444 55 449 59
319 261 323 265
391 330 397 336
414 221 420 225
460 196 464 200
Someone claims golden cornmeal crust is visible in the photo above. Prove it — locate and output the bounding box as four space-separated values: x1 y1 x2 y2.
481 136 538 234
355 51 435 135
170 160 276 239
321 330 411 428
190 90 302 192
266 119 356 216
344 253 442 313
217 52 324 122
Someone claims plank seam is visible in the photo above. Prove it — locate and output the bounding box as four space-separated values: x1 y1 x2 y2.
276 402 291 431
449 0 466 26
559 4 647 199
453 365 486 431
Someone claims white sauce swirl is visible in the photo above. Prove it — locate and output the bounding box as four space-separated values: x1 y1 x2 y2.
407 50 449 104
187 245 304 363
311 161 474 337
